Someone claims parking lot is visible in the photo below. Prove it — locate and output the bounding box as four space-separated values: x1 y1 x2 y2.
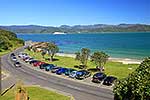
10 52 116 90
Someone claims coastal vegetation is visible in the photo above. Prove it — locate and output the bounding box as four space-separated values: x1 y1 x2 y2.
113 57 150 100
91 51 109 71
0 29 24 56
75 48 90 69
0 24 150 33
46 42 59 61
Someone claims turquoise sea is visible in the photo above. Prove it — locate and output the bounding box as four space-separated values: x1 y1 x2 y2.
17 32 150 60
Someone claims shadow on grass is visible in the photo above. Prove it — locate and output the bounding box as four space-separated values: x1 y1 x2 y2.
44 58 59 61
87 68 99 72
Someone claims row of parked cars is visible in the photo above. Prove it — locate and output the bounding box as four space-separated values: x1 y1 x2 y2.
17 52 117 86
10 53 21 67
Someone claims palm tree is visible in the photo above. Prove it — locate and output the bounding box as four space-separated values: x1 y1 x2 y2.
47 42 59 61
91 51 109 71
75 48 90 68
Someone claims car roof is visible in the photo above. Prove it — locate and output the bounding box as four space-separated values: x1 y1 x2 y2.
95 72 105 76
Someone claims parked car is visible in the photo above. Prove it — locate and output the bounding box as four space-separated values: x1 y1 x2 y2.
14 62 21 67
29 60 39 64
25 58 34 63
69 71 77 78
51 67 61 73
45 64 56 71
103 76 117 86
10 53 15 57
33 61 45 67
39 63 50 69
55 68 68 75
64 68 76 76
92 72 106 83
23 56 30 61
18 52 28 58
11 56 17 62
75 70 91 80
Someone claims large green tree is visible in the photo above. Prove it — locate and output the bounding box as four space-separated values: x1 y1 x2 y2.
47 42 59 61
75 48 90 68
113 57 150 100
91 51 109 70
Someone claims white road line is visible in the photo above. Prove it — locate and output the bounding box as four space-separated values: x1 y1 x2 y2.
66 85 83 91
37 76 47 80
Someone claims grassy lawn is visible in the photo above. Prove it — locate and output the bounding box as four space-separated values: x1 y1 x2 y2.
25 50 139 79
0 86 71 100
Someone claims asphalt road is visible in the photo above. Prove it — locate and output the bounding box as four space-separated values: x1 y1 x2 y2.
1 47 114 100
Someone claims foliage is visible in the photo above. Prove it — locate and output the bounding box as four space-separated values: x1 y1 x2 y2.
0 29 24 51
41 49 46 58
47 42 59 61
113 57 150 100
75 48 90 68
91 51 109 68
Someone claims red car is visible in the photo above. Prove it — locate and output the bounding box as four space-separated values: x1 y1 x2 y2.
33 61 45 67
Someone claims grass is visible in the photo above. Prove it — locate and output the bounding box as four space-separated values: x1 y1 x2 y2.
25 50 139 79
0 86 71 100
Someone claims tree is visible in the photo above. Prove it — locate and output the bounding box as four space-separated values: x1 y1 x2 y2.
47 42 59 61
91 51 109 71
113 57 150 100
75 48 90 68
41 49 46 58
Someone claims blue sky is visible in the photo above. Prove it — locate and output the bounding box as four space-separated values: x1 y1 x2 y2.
0 0 150 26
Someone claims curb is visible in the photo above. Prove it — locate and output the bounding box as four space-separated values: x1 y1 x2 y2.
1 84 15 96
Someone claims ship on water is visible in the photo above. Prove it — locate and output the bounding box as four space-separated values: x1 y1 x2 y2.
53 32 66 35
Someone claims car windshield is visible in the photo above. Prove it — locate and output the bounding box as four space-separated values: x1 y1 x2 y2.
16 62 20 64
96 73 103 76
77 72 83 75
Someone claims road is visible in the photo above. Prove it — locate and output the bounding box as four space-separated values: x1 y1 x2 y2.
1 47 114 100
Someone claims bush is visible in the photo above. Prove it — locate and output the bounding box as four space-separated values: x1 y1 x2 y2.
113 57 150 100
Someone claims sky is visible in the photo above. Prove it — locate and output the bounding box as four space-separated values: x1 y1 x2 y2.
0 0 150 26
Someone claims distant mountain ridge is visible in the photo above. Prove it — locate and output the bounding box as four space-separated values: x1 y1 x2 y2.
0 24 150 33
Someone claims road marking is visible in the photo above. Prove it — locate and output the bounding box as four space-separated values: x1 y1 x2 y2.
66 85 83 91
37 76 47 80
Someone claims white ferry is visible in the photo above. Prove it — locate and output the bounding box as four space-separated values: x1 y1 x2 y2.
53 32 66 35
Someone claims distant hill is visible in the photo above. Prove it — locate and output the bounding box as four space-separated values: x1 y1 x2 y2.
0 29 24 51
0 24 150 33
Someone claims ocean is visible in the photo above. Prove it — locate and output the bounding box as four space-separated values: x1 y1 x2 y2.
17 32 150 60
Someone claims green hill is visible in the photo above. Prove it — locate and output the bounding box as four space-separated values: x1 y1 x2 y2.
0 29 24 53
0 24 150 33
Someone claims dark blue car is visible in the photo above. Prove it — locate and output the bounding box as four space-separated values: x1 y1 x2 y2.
75 70 91 80
92 72 106 83
103 76 117 86
45 64 56 71
56 68 68 75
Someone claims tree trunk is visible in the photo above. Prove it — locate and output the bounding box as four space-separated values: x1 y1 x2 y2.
49 56 53 62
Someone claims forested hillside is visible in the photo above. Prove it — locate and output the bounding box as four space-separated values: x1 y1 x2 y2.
0 29 24 52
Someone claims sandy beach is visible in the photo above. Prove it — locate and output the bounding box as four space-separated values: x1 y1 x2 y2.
56 53 142 64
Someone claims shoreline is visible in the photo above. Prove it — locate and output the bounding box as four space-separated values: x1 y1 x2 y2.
56 53 142 64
